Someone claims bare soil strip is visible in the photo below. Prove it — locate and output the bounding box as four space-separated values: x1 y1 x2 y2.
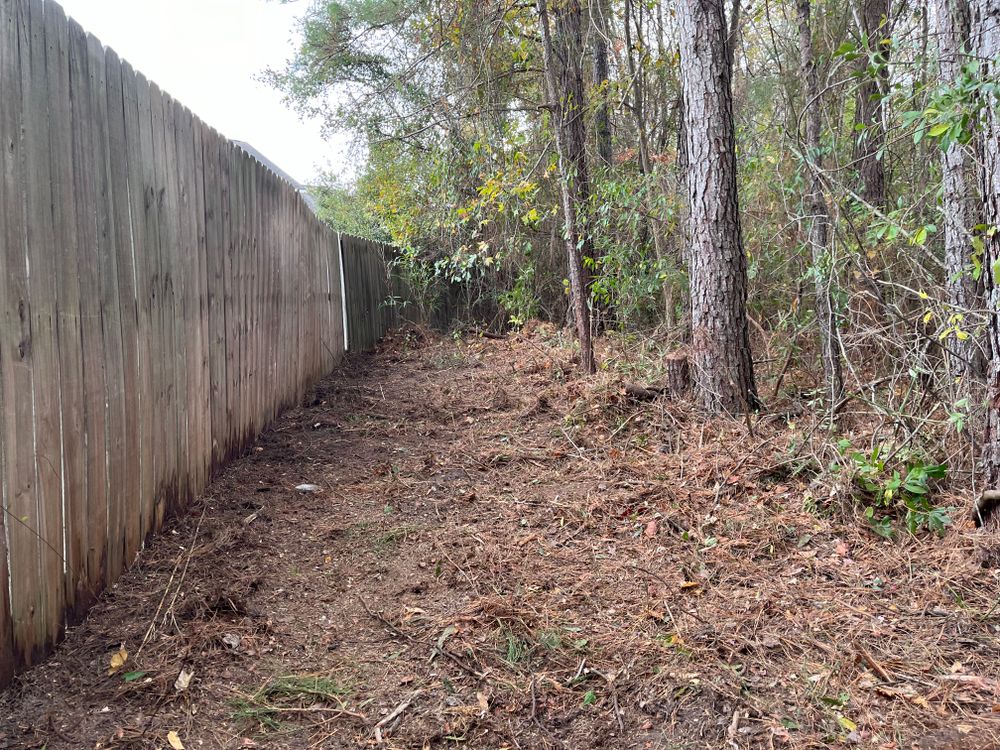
2 328 999 749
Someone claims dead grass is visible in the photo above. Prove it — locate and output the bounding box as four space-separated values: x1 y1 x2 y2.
1 324 998 749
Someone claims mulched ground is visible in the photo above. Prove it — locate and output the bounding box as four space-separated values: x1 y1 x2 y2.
2 325 1000 750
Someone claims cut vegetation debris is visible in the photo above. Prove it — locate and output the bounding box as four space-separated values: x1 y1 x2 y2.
1 327 998 749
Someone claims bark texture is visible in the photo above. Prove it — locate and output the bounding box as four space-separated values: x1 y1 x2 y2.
677 0 759 413
854 0 890 207
797 0 844 407
934 0 988 380
973 0 1000 526
537 0 595 373
591 0 613 169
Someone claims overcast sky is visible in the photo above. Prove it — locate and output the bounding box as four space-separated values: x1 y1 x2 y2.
57 0 351 185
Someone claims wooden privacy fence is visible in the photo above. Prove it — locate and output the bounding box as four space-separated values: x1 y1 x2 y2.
0 0 402 685
341 235 405 352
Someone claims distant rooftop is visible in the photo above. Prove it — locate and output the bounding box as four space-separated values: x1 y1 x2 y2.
233 139 319 215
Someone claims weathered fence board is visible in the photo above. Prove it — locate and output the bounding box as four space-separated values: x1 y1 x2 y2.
27 0 65 651
0 0 27 679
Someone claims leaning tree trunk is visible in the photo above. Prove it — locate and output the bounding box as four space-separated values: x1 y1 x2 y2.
853 0 890 207
797 0 844 408
973 0 1000 527
537 0 595 373
676 0 760 413
935 0 988 381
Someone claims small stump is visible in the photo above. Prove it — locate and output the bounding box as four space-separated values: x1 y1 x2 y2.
663 351 690 396
624 351 690 402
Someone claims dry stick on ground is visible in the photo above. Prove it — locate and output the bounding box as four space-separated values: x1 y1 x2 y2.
355 595 488 680
373 690 420 743
136 506 207 656
230 688 368 722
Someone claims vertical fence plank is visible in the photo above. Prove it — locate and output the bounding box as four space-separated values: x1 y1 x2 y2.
69 19 107 608
88 32 126 587
236 149 245 445
191 115 210 492
47 4 86 621
221 141 237 462
67 17 92 613
161 94 186 511
0 0 12 678
0 0 30 676
105 47 141 566
121 61 154 547
173 103 195 505
148 83 173 527
133 71 160 539
27 0 65 650
262 172 276 423
206 130 227 474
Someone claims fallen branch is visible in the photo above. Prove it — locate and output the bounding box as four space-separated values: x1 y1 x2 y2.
374 691 420 743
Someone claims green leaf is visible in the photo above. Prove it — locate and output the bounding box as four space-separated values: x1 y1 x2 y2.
928 123 949 137
123 670 147 682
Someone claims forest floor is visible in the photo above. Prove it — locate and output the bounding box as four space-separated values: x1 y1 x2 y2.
2 325 1000 750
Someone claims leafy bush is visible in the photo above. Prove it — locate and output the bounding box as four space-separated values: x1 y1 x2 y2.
834 441 954 537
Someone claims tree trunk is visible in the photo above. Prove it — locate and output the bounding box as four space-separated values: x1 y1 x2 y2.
935 0 988 381
973 0 1000 526
797 0 844 407
591 0 613 169
726 0 742 73
853 0 890 207
624 0 670 322
537 0 595 373
677 0 760 413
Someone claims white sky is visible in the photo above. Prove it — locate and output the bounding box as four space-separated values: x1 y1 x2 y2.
57 0 352 185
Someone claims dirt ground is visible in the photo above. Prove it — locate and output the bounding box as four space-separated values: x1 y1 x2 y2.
2 326 1000 750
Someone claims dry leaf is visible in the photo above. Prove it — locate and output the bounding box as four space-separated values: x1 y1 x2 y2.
174 668 194 693
167 730 184 750
107 647 128 676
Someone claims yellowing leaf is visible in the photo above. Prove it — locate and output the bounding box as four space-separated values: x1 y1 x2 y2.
837 715 857 732
167 730 185 750
108 647 128 676
928 123 949 137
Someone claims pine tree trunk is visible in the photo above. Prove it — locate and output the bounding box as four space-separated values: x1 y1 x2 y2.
797 0 844 408
677 0 759 413
537 0 595 373
853 0 889 208
973 0 1000 526
935 0 988 380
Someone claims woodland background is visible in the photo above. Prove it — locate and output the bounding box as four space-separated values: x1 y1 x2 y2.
266 0 1000 536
